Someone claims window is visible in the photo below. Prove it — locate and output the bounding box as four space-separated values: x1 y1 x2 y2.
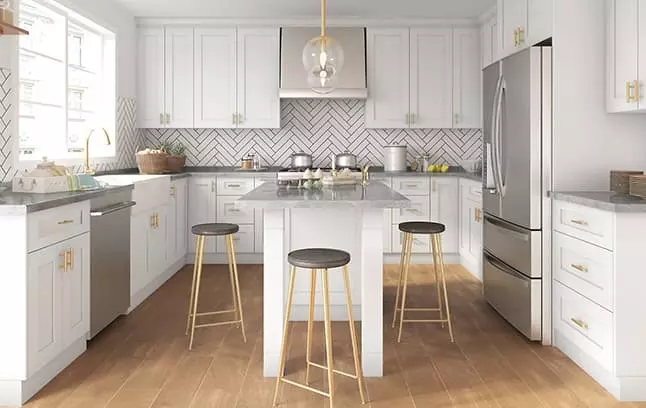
18 0 116 161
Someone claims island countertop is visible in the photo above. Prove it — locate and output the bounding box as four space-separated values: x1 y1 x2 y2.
237 181 411 210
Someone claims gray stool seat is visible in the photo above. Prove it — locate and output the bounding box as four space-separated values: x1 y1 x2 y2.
399 221 446 234
288 248 351 269
191 223 239 236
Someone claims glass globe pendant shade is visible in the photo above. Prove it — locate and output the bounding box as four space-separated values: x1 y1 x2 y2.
302 35 344 93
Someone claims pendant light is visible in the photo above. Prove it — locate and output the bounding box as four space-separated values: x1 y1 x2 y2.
302 0 344 93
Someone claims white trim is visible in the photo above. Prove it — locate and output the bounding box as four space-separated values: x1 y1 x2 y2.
137 17 479 28
477 5 497 24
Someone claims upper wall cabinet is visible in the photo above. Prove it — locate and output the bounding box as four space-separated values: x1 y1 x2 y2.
495 0 552 60
194 27 280 129
481 13 498 69
606 0 646 113
366 27 481 129
138 26 194 128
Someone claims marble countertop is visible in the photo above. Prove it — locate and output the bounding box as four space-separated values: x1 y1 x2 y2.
237 181 411 210
0 184 134 215
551 191 646 213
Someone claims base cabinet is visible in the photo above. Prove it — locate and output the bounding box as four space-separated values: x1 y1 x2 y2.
167 179 188 266
188 177 217 254
27 233 90 376
459 179 483 279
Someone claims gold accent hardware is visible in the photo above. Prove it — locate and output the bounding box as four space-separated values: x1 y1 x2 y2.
170 186 176 198
57 219 74 225
84 128 112 175
518 27 525 45
59 250 68 272
233 113 237 125
165 113 171 124
626 81 634 103
410 113 416 125
361 165 371 187
151 214 156 228
405 113 410 125
237 113 243 124
513 29 518 47
635 80 640 101
68 248 74 270
160 113 164 124
228 184 241 188
571 264 588 273
571 318 589 330
211 180 215 193
454 113 460 124
570 219 589 226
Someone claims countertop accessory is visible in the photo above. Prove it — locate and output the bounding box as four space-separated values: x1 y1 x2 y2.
241 155 254 170
0 0 14 25
611 170 643 194
166 142 187 173
460 159 482 174
334 151 358 169
12 158 101 193
290 152 313 169
135 148 168 174
384 145 407 172
629 175 646 199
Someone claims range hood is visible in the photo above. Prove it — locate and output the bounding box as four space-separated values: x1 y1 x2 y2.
280 27 367 99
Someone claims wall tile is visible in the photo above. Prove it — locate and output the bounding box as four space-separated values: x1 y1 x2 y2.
0 68 15 182
143 99 483 168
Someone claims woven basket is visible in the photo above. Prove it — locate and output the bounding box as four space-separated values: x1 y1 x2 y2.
629 175 646 199
166 155 186 173
136 153 168 174
611 171 643 194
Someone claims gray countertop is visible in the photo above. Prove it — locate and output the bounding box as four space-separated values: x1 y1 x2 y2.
0 184 134 215
237 182 411 210
551 191 646 213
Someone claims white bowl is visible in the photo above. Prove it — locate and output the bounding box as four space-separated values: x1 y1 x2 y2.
460 160 482 173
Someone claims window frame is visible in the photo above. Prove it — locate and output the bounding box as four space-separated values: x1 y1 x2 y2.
17 0 117 166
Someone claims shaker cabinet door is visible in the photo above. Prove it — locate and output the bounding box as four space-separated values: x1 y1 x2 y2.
607 0 640 112
61 234 90 348
430 178 459 254
137 27 165 128
453 28 481 129
188 178 217 254
164 27 195 128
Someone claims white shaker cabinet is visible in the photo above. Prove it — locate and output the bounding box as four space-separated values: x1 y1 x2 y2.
237 28 280 129
481 14 498 69
498 0 528 59
453 28 482 128
607 0 644 112
130 212 149 297
194 28 237 128
27 233 90 376
527 0 553 46
147 205 168 281
430 178 459 254
459 179 483 279
164 27 194 128
410 28 453 129
365 28 410 128
137 27 165 128
188 177 217 254
167 179 188 265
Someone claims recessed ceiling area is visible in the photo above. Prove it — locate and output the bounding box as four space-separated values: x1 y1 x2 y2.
114 0 496 19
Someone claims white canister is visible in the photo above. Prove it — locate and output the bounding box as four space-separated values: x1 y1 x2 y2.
383 145 407 172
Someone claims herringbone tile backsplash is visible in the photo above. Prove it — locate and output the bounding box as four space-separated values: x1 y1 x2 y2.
0 68 15 182
144 99 482 168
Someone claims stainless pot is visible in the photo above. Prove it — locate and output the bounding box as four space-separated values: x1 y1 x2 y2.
334 151 358 168
290 152 313 168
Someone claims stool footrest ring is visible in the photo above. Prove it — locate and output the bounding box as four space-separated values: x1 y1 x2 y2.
307 361 359 379
195 319 243 329
394 307 442 312
403 319 451 323
280 378 331 398
190 309 237 318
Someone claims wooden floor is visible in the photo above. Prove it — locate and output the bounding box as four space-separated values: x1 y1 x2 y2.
20 263 641 408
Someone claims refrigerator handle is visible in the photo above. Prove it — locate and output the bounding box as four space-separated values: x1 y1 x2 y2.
494 77 507 197
489 76 503 194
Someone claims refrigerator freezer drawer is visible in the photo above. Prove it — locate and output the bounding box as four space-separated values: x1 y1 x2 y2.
483 252 542 341
484 215 542 278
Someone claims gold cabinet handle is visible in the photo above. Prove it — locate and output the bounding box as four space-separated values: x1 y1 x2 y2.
454 113 460 125
57 219 74 225
518 28 525 45
570 264 588 273
237 113 243 124
513 29 518 47
570 219 589 226
166 113 171 124
626 81 634 103
405 113 410 125
68 248 74 270
160 113 164 124
233 113 237 125
571 318 589 330
634 80 640 102
59 250 68 272
170 186 176 198
410 113 416 125
151 214 156 228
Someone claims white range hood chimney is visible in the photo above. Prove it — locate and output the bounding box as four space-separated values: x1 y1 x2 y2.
280 27 367 99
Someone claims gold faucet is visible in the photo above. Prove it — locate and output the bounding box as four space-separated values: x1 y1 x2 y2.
361 165 371 187
84 128 111 174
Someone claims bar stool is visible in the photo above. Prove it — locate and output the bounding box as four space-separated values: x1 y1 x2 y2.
185 223 246 350
272 248 366 408
392 221 454 343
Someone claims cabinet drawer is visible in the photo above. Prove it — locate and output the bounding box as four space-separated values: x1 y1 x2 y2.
217 224 254 253
392 228 430 254
217 196 254 224
460 178 482 204
553 201 614 250
254 175 277 187
28 201 90 252
393 195 430 223
554 281 613 372
392 177 430 196
217 178 255 195
553 232 614 311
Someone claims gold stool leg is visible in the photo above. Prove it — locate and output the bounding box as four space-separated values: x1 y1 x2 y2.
321 269 335 408
228 234 247 343
342 265 367 405
188 236 205 350
186 235 201 335
397 233 414 343
225 233 239 327
272 266 297 407
434 234 454 343
305 269 317 385
430 234 445 328
392 232 409 328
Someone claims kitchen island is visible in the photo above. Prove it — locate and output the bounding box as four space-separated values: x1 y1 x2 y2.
237 182 410 378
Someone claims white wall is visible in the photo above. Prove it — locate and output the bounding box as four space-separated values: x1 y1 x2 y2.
553 0 646 191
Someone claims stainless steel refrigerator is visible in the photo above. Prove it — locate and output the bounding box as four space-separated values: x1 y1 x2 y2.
482 46 551 341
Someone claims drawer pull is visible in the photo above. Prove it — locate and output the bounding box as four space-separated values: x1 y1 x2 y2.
404 184 419 189
406 209 422 214
570 219 589 226
227 184 242 188
57 219 74 225
570 318 589 330
229 208 241 213
570 264 588 273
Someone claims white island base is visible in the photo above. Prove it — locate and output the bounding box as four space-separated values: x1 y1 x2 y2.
263 207 385 377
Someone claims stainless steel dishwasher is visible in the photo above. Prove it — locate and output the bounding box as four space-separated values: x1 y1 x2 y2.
89 189 136 338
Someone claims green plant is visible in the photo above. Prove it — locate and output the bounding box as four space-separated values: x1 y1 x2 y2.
158 141 171 153
168 142 186 157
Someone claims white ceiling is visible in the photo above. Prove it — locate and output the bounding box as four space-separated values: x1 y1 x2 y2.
115 0 496 19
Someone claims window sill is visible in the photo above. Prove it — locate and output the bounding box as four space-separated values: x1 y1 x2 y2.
17 155 118 173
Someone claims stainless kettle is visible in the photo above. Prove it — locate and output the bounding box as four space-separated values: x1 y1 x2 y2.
334 151 358 168
290 152 313 169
